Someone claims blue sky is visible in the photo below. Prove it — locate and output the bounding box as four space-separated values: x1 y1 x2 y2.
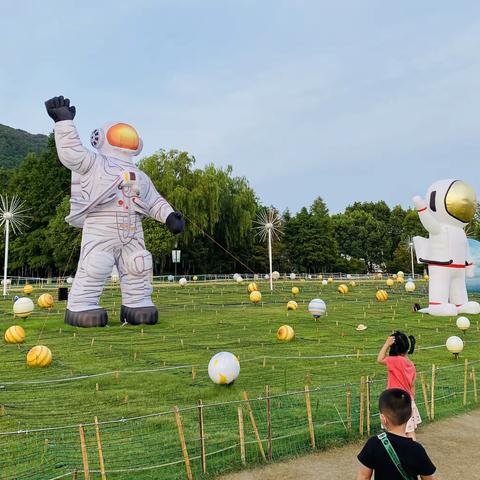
1 1 480 213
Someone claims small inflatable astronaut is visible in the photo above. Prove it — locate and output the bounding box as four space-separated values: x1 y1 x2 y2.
413 179 480 316
45 96 185 327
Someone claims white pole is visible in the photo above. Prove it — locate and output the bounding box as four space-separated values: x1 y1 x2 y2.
410 241 415 279
3 218 9 296
268 227 273 291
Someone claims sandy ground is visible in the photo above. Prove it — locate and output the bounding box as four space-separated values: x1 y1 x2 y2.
219 409 480 480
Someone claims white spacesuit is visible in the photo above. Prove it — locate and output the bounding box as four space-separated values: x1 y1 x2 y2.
413 179 479 316
46 96 184 327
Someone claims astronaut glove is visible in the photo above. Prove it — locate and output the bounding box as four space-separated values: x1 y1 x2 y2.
412 195 426 210
45 96 76 122
166 211 185 235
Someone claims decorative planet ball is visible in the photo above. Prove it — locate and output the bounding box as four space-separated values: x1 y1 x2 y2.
66 277 74 285
300 278 306 283
13 297 34 318
386 279 394 287
327 277 333 284
264 274 269 280
272 271 280 280
346 274 352 279
392 274 398 279
446 336 464 355
456 316 470 332
208 352 240 385
292 286 300 296
289 273 296 280
23 284 33 295
168 275 174 282
13 295 19 303
277 325 295 341
1 278 11 285
250 291 262 303
193 275 198 281
405 281 416 293
338 284 349 294
179 278 187 287
397 271 405 278
396 276 405 284
376 290 389 302
307 274 312 280
4 325 25 344
37 293 54 309
424 274 429 281
376 273 383 279
26 345 53 368
317 274 323 280
287 300 298 311
349 281 357 287
247 282 258 293
233 273 240 280
322 279 328 285
308 299 326 318
236 276 244 284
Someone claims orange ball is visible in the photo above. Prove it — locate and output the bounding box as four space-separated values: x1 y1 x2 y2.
4 325 25 344
26 345 53 368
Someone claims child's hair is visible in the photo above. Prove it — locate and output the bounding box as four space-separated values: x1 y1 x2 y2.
389 330 415 356
379 388 412 425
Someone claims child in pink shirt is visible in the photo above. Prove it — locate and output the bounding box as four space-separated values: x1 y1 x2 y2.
377 331 421 439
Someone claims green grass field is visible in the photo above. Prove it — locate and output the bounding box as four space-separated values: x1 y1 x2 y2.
1 278 479 479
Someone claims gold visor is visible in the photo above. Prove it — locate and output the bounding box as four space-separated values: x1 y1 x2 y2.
445 180 477 223
106 123 140 151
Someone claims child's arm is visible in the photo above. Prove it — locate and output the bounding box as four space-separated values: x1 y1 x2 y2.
356 464 373 480
377 336 395 364
420 475 435 479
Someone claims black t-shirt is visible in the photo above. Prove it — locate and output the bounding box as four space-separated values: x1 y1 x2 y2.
358 432 436 479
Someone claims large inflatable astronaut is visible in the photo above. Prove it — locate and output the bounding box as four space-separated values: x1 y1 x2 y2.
45 96 185 327
413 179 480 316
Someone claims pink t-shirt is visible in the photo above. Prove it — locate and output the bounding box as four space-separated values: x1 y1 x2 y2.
385 356 416 398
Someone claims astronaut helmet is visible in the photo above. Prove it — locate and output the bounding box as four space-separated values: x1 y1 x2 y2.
90 122 143 158
425 179 476 226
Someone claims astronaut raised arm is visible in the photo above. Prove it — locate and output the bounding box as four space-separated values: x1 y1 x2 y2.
45 96 96 175
413 195 442 234
141 177 185 234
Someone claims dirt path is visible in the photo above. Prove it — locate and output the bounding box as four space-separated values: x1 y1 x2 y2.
219 409 480 479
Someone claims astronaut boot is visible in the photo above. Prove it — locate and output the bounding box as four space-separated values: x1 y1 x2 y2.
457 301 480 315
120 305 158 325
419 303 458 316
65 308 108 327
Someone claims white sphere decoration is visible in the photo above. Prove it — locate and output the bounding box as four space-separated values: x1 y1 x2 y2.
179 277 187 287
456 316 470 332
236 275 244 283
289 273 296 280
264 274 269 280
272 271 280 280
308 299 327 318
346 274 352 279
446 335 464 355
233 273 240 280
66 276 74 285
13 297 35 318
1 279 12 285
397 271 405 277
168 275 174 282
321 279 328 286
208 352 240 385
405 281 416 293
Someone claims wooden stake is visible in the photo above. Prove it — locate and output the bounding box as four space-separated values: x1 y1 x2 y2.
198 400 206 474
79 424 90 480
191 366 196 381
72 470 78 480
305 385 315 449
94 417 107 480
359 376 365 435
266 386 272 460
464 358 469 406
366 376 371 436
472 367 478 403
237 406 246 466
420 372 431 420
241 392 266 461
174 407 193 480
431 365 436 420
346 386 352 432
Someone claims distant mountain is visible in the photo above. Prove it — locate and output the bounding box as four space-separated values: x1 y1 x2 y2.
0 124 48 168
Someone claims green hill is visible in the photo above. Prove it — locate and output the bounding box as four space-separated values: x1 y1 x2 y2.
0 123 48 168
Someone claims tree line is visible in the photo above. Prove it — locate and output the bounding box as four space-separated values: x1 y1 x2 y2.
2 134 480 277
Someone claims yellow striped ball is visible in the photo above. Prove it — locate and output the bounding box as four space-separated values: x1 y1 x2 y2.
4 325 25 344
250 291 262 303
287 300 298 311
338 284 349 294
247 282 258 293
396 276 405 284
291 286 300 295
376 290 389 302
349 281 357 287
327 277 333 284
37 293 54 309
26 345 52 368
23 284 33 295
386 278 394 287
424 274 429 281
277 325 295 341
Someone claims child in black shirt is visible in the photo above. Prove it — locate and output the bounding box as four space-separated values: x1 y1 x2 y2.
357 388 436 480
